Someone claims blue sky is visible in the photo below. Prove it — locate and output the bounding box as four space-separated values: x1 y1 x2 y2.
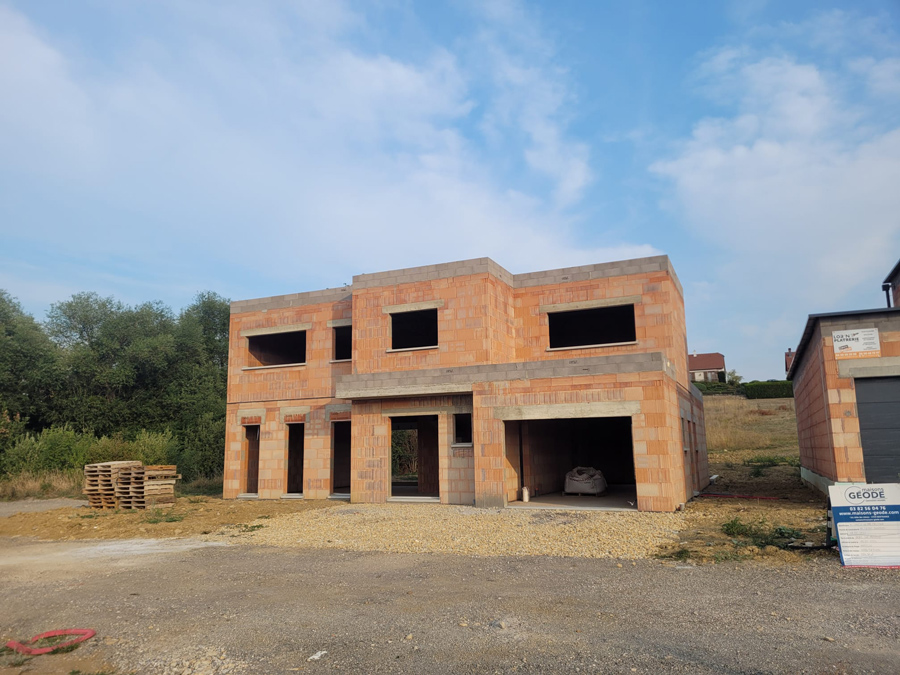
1 0 899 379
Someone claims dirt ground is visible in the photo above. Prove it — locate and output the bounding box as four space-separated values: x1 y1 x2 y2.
1 538 898 675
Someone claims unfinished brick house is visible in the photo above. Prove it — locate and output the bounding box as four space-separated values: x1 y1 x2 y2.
223 256 708 512
789 259 900 492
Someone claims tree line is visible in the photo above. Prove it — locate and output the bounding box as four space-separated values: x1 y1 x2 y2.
0 289 230 481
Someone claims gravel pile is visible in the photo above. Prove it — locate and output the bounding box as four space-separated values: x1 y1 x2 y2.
224 503 684 559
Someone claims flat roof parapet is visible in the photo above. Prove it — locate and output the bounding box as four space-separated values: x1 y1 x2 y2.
231 254 681 314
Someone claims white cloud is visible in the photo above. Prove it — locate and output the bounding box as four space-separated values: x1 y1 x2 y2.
0 0 640 312
653 45 900 307
653 13 900 377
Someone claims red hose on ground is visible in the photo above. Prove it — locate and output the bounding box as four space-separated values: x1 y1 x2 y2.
698 493 783 500
5 628 96 655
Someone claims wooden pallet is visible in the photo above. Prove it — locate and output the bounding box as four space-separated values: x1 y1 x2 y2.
83 461 177 510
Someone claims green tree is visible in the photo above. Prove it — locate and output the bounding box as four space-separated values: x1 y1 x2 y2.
0 290 59 428
726 369 743 386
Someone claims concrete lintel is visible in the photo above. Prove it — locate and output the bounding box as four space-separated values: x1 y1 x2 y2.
336 383 472 400
492 400 640 421
838 356 900 379
240 323 312 337
326 318 353 328
384 405 473 417
382 299 445 314
237 408 266 424
540 295 642 314
280 406 310 423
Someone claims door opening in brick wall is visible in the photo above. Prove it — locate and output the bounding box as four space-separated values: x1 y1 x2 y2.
506 417 637 511
286 423 304 494
391 309 438 350
390 415 439 499
332 421 352 494
548 305 636 349
244 425 260 495
248 330 306 366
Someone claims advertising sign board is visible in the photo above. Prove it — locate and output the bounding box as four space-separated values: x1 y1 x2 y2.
832 328 881 360
828 483 900 567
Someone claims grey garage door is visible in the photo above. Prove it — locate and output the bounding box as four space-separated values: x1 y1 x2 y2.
856 377 900 483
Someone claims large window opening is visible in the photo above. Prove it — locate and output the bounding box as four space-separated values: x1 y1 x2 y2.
391 309 438 350
248 331 307 366
333 326 352 361
332 421 351 494
504 417 636 510
286 424 304 494
244 425 260 495
390 415 439 500
548 305 636 349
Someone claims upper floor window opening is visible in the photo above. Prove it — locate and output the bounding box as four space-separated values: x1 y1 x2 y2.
248 330 307 366
548 305 636 349
391 308 438 350
333 325 352 361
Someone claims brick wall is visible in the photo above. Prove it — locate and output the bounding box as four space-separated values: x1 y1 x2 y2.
792 315 900 485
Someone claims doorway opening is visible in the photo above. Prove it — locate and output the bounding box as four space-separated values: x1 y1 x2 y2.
332 421 351 496
286 423 304 495
244 425 260 495
389 415 439 501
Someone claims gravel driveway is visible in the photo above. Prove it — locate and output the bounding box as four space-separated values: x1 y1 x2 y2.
1 537 898 674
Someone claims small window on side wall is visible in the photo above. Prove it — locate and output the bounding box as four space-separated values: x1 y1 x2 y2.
248 331 306 366
453 413 472 444
391 308 438 350
548 305 636 349
334 325 352 361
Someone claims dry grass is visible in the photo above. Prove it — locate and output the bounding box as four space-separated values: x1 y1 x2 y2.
0 470 82 501
704 396 799 462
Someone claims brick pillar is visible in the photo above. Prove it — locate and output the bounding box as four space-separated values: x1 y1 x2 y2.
257 406 286 499
473 382 506 508
350 401 390 503
304 406 332 499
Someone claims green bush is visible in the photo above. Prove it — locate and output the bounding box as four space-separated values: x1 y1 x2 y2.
744 381 794 399
1 426 178 475
692 382 743 396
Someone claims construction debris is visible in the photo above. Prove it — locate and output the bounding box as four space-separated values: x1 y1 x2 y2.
84 461 180 510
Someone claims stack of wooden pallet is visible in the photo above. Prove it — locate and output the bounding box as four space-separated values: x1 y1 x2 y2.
141 465 179 507
84 461 180 510
83 461 142 509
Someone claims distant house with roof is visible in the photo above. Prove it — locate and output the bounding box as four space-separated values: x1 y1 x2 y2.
688 352 726 383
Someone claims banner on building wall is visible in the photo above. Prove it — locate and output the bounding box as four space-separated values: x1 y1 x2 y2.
832 328 881 360
829 483 900 568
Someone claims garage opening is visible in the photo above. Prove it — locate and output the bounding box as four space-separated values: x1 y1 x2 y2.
548 305 636 349
856 377 900 483
389 415 439 501
286 423 304 495
244 425 260 495
505 417 636 511
248 331 306 366
391 309 438 350
332 421 351 496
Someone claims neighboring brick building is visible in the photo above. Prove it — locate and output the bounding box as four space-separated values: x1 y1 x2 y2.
224 256 708 512
788 261 900 492
688 352 726 383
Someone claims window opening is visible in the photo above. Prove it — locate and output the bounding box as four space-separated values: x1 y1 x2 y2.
333 325 352 361
244 425 260 494
548 305 636 349
286 424 304 494
248 331 306 366
391 309 438 350
454 413 473 444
